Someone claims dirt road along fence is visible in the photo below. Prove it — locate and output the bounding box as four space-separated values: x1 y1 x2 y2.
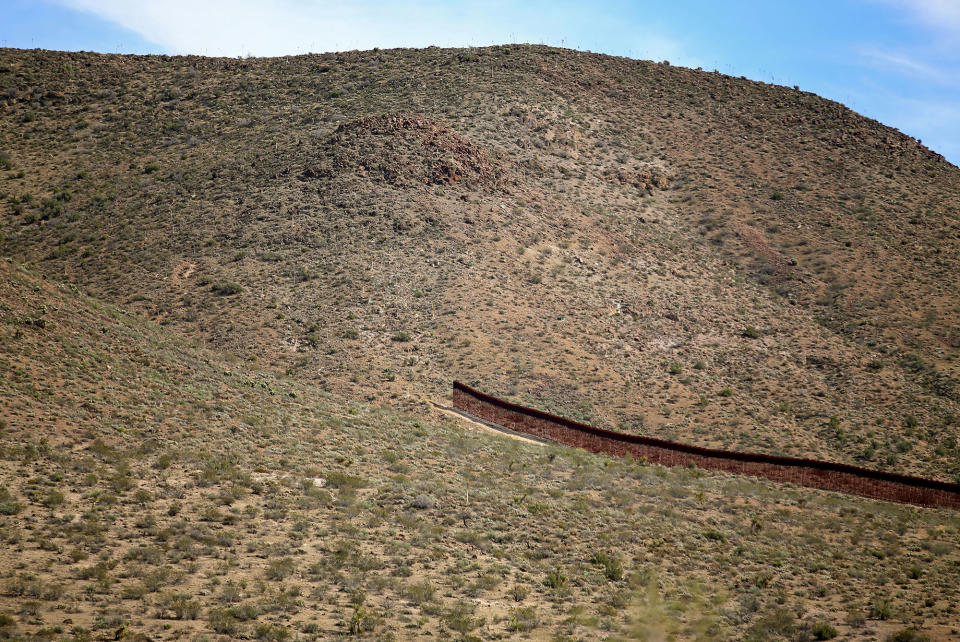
452 381 960 510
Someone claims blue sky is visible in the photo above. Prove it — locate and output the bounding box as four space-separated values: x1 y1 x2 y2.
2 0 958 165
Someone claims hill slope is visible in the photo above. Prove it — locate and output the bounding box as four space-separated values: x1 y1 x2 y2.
1 45 959 482
2 259 960 640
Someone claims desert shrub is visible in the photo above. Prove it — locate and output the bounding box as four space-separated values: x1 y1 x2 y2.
77 562 111 582
507 606 538 632
746 607 795 640
302 484 332 504
870 597 894 620
265 558 296 581
5 574 64 600
18 601 41 617
347 601 379 635
0 487 23 515
899 354 930 373
887 628 931 642
226 603 261 621
411 493 434 509
465 572 501 597
217 581 244 604
253 623 290 641
212 282 243 296
160 593 200 620
844 608 866 628
509 584 530 602
391 330 412 342
294 266 318 281
349 606 365 634
121 583 149 600
545 567 567 589
40 489 64 508
325 471 366 489
811 621 838 640
124 545 164 565
39 197 63 220
68 548 88 563
107 466 135 492
197 456 241 486
403 580 435 604
208 609 240 635
589 551 624 581
922 540 953 556
259 586 303 615
443 601 485 634
703 529 726 543
142 567 178 592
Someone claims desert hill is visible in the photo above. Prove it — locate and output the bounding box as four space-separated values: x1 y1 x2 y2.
0 45 958 483
1 259 960 640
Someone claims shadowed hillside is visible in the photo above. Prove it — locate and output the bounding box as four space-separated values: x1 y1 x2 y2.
1 46 959 480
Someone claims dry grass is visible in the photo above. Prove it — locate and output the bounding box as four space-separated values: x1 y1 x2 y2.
1 44 960 640
1 260 959 640
1 46 957 481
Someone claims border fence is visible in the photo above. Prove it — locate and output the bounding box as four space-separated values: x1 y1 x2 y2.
453 381 960 510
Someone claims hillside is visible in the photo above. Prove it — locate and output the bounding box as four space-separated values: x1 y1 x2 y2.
2 46 959 482
2 259 960 640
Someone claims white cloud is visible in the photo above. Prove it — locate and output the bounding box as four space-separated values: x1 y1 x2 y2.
49 0 684 60
899 0 960 29
871 0 960 40
857 47 959 86
52 0 430 56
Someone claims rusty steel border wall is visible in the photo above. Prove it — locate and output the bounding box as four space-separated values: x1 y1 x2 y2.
452 381 960 510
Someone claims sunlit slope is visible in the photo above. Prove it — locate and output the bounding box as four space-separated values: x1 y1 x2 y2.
1 260 959 640
1 45 958 481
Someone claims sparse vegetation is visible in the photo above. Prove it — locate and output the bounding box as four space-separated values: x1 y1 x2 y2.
212 281 243 296
0 44 959 641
